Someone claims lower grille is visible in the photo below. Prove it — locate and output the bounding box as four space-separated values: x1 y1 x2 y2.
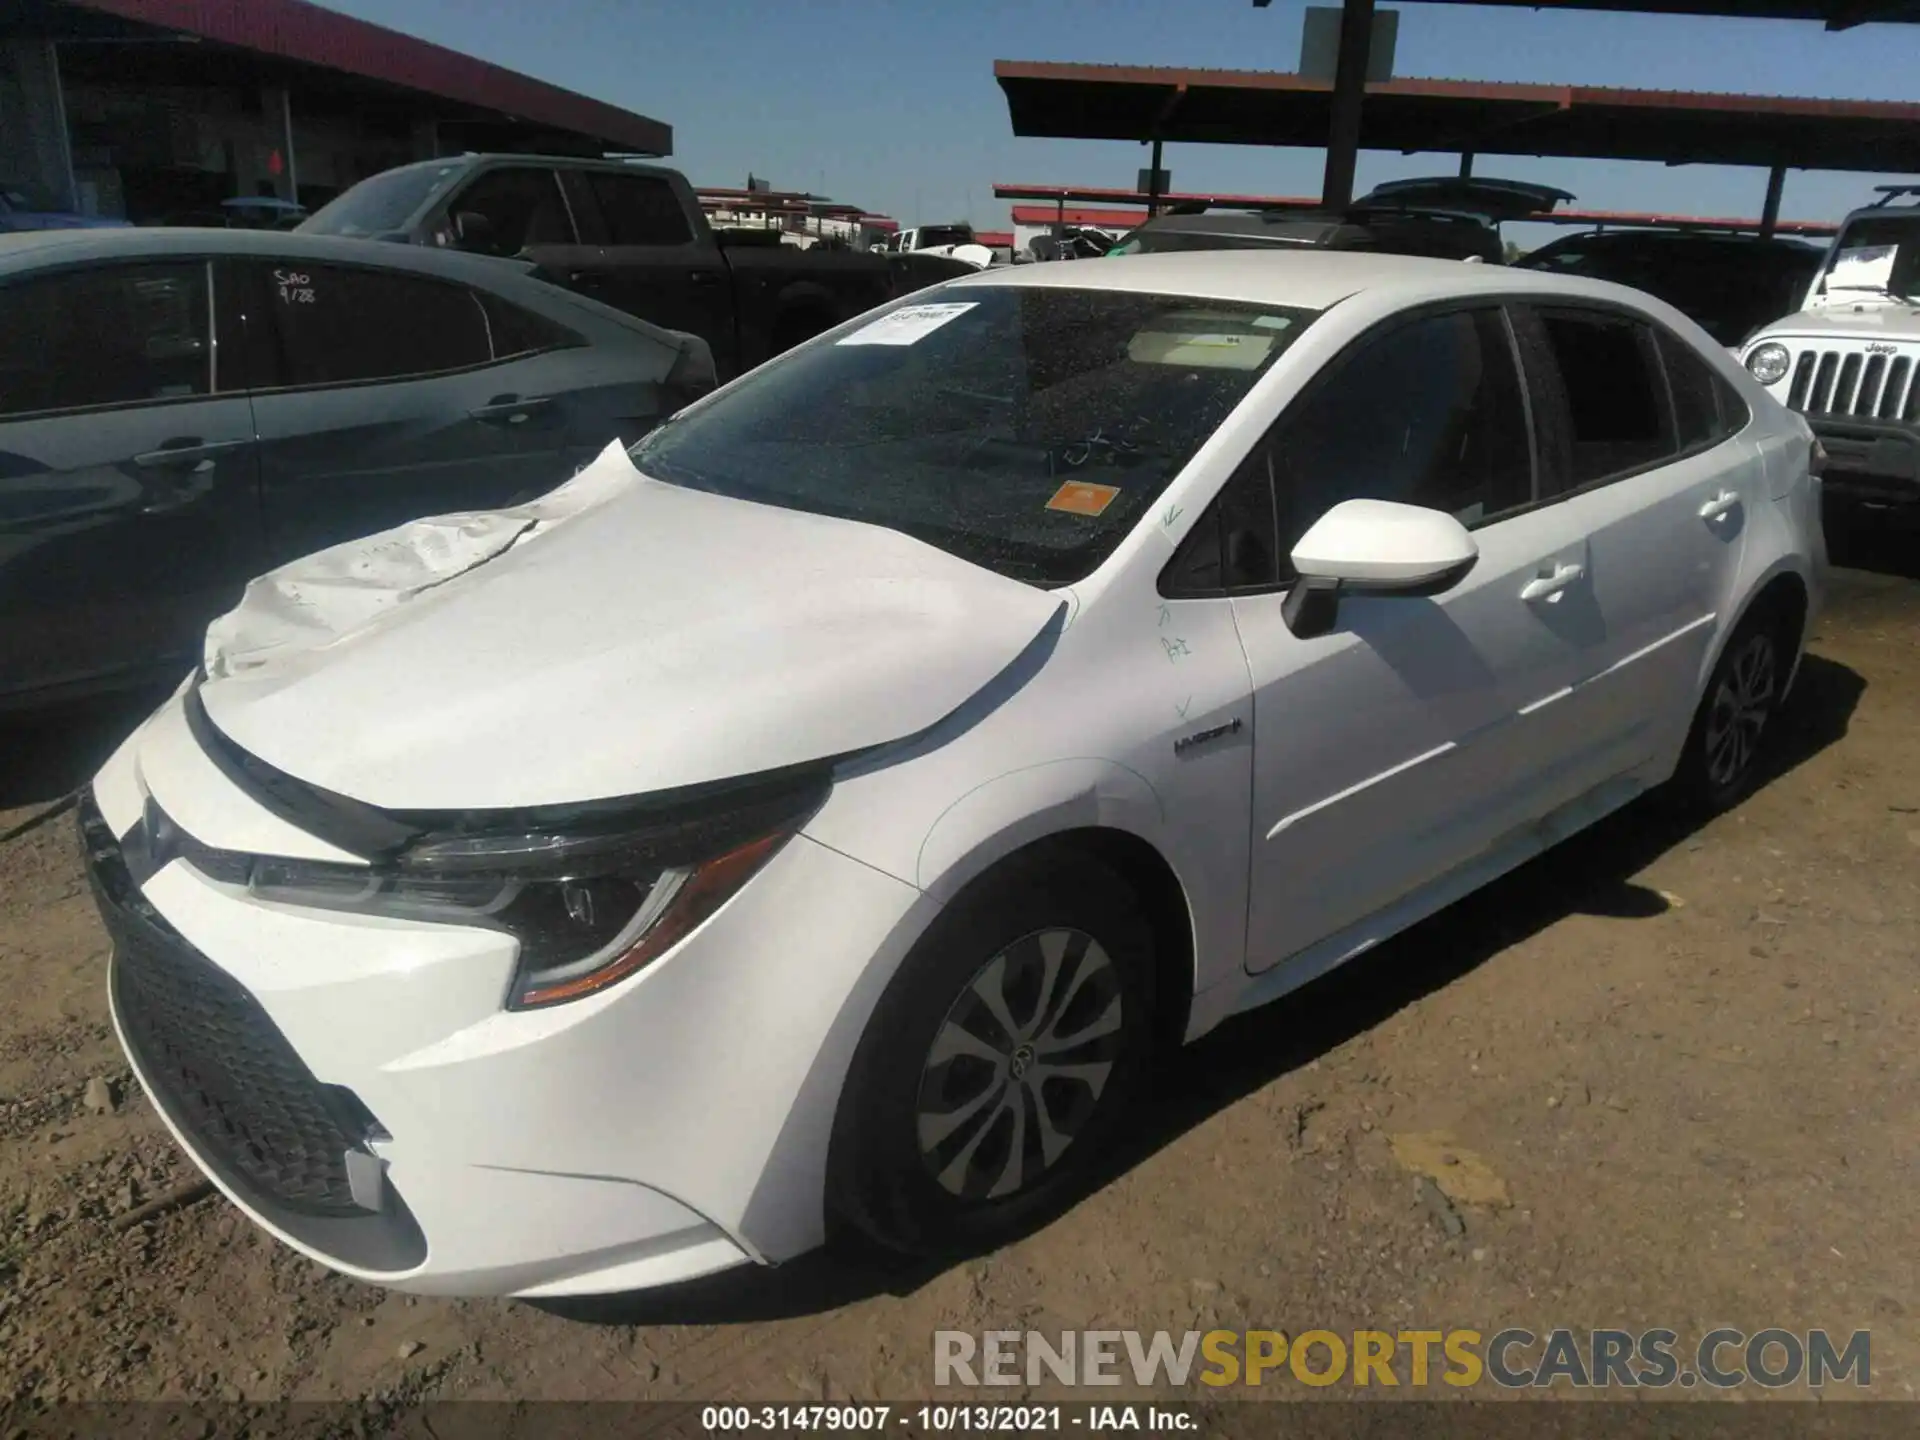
1787 346 1920 420
83 796 382 1218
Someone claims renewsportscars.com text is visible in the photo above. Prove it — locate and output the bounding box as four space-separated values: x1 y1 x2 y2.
933 1327 1871 1390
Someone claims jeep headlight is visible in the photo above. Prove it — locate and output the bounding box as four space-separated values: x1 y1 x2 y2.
1745 342 1791 386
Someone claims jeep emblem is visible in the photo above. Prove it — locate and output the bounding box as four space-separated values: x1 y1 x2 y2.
1866 342 1897 354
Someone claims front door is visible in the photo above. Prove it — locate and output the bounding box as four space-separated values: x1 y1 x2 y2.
231 258 573 564
1229 305 1604 971
0 258 264 702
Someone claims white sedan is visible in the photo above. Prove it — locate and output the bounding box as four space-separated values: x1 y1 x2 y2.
83 251 1824 1298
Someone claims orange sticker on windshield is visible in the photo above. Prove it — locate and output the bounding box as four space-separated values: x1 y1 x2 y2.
1047 481 1121 517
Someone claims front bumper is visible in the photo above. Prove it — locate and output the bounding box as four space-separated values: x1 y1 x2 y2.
1807 416 1920 505
85 694 935 1297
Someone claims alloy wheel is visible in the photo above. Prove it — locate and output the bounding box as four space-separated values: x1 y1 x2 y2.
1703 631 1778 792
913 927 1125 1202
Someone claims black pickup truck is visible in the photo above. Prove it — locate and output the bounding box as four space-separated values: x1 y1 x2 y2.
299 155 973 380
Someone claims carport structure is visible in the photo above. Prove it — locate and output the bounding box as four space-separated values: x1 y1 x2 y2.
996 0 1920 233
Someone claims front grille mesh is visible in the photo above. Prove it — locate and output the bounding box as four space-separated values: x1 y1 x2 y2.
83 797 379 1217
1787 347 1920 420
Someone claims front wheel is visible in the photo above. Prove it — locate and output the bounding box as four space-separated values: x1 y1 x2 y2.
1670 604 1796 813
827 850 1157 1259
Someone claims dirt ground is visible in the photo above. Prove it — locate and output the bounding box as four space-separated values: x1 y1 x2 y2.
2 524 1916 1413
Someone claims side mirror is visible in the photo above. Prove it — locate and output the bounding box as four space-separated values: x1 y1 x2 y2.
451 210 499 254
1281 498 1479 639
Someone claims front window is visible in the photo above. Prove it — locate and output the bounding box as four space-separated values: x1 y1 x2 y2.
299 164 463 239
1814 214 1920 302
630 286 1317 586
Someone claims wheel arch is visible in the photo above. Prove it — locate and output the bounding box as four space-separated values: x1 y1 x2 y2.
1703 561 1811 699
915 759 1200 1053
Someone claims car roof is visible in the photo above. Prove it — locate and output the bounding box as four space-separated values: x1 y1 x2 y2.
1531 230 1820 255
0 226 543 285
942 247 1671 314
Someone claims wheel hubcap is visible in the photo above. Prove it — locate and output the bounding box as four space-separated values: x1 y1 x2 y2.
1703 633 1778 790
914 927 1124 1202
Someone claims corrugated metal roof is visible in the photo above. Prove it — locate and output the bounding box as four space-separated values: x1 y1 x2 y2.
67 0 671 155
994 60 1920 172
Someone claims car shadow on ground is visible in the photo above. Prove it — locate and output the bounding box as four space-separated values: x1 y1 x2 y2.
538 652 1865 1329
0 686 171 815
1825 503 1920 581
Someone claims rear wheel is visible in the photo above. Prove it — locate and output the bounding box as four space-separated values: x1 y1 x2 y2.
827 850 1156 1258
1670 601 1797 813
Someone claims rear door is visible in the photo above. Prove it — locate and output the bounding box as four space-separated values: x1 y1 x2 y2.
0 257 264 702
235 257 577 564
1510 302 1758 776
557 167 739 377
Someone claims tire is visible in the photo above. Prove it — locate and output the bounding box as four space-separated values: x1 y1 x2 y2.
1669 600 1798 814
827 848 1157 1259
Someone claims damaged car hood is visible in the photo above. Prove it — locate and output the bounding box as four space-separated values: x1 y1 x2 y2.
196 441 1065 811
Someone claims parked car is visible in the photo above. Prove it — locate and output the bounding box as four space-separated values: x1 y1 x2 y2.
1108 202 1507 262
0 184 132 233
299 156 973 381
1737 185 1920 518
1518 230 1824 348
1107 179 1573 265
0 227 715 713
83 251 1821 1298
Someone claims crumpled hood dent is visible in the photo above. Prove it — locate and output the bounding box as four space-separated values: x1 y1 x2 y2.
196 442 1064 813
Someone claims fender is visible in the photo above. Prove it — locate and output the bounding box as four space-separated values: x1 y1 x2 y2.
915 756 1168 904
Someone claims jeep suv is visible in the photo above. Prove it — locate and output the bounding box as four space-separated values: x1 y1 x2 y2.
1738 186 1920 516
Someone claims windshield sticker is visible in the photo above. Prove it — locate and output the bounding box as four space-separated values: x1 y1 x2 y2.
1128 329 1275 370
1046 481 1121 517
1253 314 1295 330
836 301 978 346
1828 245 1896 292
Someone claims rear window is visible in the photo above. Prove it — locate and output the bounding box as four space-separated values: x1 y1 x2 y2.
631 286 1318 586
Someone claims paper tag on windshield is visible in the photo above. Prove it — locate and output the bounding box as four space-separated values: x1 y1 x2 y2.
1046 481 1121 517
1828 245 1896 291
837 301 977 346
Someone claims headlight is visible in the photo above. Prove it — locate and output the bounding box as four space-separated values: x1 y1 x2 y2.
1745 342 1791 386
245 774 828 1009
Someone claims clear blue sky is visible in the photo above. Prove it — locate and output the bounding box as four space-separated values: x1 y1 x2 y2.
326 0 1920 243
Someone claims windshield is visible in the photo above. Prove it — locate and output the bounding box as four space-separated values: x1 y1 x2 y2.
300 164 463 238
912 226 974 250
1816 215 1920 300
630 286 1316 586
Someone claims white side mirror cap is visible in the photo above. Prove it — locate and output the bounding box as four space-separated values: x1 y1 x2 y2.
1291 498 1479 591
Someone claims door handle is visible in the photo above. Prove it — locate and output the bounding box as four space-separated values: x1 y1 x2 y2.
133 438 250 472
1699 489 1741 521
1520 561 1585 603
688 269 721 287
469 396 554 424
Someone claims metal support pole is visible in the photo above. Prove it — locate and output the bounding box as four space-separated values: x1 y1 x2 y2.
1147 137 1164 218
1759 164 1786 241
1320 0 1376 211
1458 151 1474 179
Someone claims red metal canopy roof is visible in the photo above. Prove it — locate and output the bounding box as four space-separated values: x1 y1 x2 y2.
994 60 1920 173
66 0 671 155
